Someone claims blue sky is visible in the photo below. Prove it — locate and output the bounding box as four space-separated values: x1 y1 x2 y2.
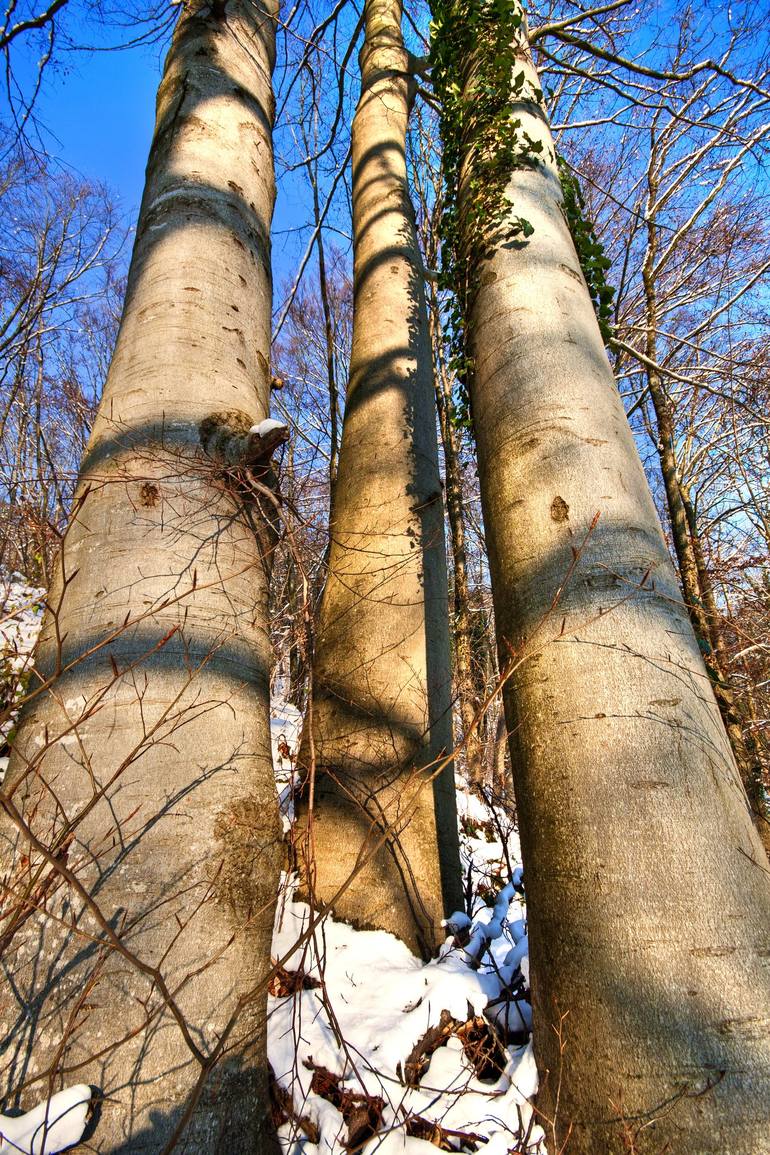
9 18 327 296
24 38 162 215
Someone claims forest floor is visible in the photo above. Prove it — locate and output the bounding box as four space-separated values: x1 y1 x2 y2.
0 576 542 1153
269 704 543 1154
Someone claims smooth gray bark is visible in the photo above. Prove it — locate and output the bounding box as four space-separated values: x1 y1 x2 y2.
0 3 282 1150
460 34 770 1155
299 0 462 959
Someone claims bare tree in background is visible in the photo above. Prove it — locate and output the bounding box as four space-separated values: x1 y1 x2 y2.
270 259 353 710
0 155 123 583
600 53 770 848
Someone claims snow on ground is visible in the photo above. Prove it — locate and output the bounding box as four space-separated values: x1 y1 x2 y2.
269 701 543 1154
0 573 45 780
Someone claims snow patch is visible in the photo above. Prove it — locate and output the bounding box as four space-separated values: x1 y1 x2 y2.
272 702 302 833
0 1085 91 1154
250 418 289 439
0 573 45 775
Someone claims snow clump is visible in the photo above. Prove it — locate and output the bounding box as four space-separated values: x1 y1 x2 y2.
0 573 45 780
0 1085 92 1154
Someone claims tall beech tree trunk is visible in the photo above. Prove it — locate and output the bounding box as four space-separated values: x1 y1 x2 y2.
0 3 281 1150
299 0 461 959
435 6 770 1150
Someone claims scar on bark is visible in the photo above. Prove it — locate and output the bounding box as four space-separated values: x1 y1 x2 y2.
550 495 569 522
139 482 160 508
214 795 279 921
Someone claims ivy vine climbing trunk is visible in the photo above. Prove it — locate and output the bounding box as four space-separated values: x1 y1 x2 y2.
431 1 770 1150
299 0 462 959
0 2 282 1150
